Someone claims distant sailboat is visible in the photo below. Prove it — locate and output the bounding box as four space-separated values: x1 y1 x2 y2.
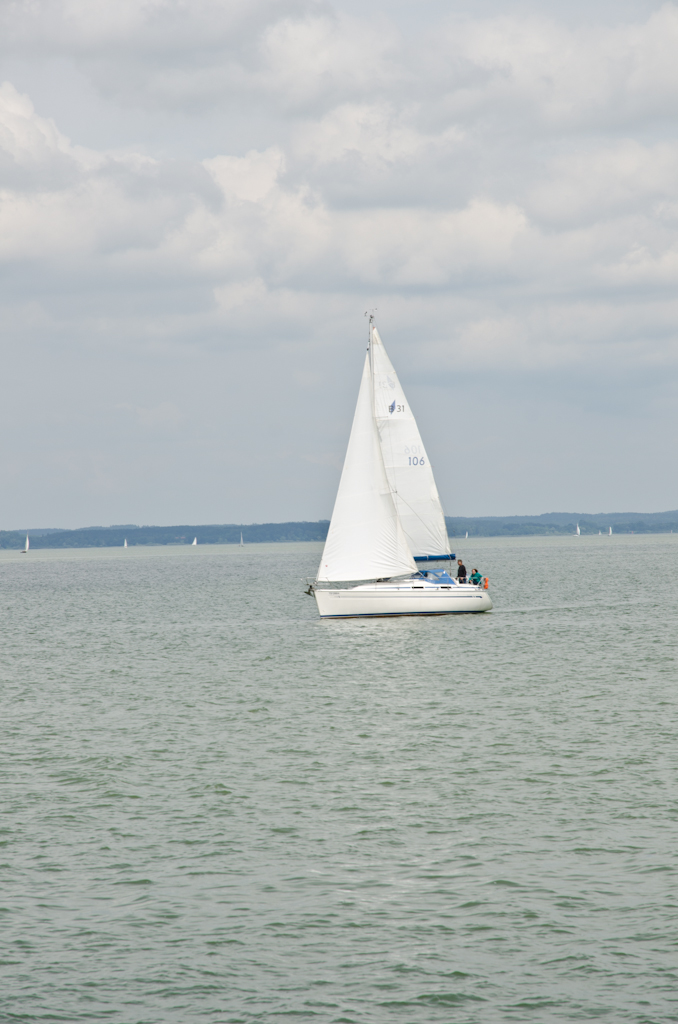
598 530 602 536
21 534 29 553
609 526 612 536
240 532 244 547
465 531 468 539
124 538 127 548
192 537 197 546
575 523 581 536
311 319 491 616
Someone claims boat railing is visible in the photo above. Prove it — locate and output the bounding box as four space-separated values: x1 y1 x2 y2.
306 576 489 591
304 577 374 590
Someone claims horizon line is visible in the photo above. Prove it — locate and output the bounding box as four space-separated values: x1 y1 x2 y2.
3 509 678 534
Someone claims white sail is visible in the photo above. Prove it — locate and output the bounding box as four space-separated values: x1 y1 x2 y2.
370 327 450 558
24 534 29 552
609 526 612 536
192 537 197 545
124 538 127 548
240 532 244 547
576 523 580 536
317 354 416 582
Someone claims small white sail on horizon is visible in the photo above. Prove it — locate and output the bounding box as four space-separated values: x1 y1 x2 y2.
576 523 581 536
465 531 468 539
21 534 29 553
240 532 244 546
124 538 128 548
609 526 612 536
370 327 450 559
192 537 197 546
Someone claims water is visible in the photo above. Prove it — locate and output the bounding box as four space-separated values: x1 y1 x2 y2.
2 536 677 1023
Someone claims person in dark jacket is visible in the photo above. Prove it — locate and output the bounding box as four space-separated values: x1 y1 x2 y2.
456 559 467 583
469 569 483 585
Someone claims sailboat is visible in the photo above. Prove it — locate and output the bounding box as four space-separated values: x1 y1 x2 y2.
192 537 197 546
575 523 581 536
311 320 492 617
240 532 244 547
21 534 29 553
124 538 128 548
609 526 612 536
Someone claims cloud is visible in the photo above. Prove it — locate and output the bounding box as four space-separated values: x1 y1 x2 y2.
2 1 678 524
435 4 678 130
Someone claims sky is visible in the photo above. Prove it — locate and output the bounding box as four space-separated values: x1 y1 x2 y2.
1 0 678 528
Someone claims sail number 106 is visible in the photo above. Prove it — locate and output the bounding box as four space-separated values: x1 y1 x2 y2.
405 446 425 466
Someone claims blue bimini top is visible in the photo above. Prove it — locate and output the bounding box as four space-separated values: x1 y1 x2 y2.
413 553 456 562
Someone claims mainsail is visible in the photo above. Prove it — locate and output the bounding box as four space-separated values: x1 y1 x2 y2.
370 326 450 558
317 354 416 582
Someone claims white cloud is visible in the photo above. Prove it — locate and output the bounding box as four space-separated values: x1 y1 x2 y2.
440 4 678 129
2 1 678 523
205 147 285 203
334 200 527 286
291 101 464 172
529 140 678 225
257 11 397 108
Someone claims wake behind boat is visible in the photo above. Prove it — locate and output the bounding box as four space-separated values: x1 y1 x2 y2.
310 319 492 617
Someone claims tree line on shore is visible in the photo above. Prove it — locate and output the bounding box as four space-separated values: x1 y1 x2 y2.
1 511 678 549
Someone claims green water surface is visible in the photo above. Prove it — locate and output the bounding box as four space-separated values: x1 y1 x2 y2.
1 536 677 1023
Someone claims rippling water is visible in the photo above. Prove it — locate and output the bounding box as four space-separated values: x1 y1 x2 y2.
2 536 677 1023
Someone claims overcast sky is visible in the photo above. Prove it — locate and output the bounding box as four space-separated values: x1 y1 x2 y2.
1 0 677 528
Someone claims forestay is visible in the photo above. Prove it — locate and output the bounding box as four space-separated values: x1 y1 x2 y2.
317 355 416 583
370 327 451 558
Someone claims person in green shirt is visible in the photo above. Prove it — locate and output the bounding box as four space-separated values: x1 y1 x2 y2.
469 568 483 585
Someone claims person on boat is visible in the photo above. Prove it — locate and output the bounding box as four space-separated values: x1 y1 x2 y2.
469 568 483 585
456 559 467 583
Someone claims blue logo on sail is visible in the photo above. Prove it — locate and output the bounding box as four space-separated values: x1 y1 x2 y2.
389 399 396 414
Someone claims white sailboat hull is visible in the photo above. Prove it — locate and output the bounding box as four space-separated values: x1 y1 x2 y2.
314 581 492 617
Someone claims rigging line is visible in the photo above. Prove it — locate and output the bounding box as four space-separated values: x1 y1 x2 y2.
384 477 441 542
376 422 441 544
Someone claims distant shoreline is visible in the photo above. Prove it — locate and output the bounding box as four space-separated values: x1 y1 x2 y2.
2 512 678 549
